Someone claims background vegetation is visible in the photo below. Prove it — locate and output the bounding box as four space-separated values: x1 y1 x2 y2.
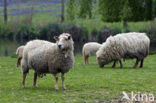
0 0 156 56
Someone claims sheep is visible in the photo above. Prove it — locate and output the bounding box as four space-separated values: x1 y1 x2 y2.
82 42 102 64
96 32 150 68
16 45 25 67
21 33 74 90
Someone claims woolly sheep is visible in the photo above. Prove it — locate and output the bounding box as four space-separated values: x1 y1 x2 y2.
17 40 52 67
96 32 150 68
16 45 25 67
82 42 102 64
21 33 74 90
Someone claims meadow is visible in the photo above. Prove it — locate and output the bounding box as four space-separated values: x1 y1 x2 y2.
0 55 156 103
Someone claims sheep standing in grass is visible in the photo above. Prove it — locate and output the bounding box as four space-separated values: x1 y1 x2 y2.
16 45 25 67
21 33 74 90
82 42 102 64
96 32 150 68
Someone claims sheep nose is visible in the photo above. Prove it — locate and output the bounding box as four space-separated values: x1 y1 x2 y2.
58 45 62 49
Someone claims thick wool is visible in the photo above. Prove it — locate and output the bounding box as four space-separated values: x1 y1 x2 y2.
96 32 150 67
21 40 53 71
82 42 102 56
21 33 74 74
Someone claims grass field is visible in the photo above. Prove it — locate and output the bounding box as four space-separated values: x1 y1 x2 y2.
0 55 156 103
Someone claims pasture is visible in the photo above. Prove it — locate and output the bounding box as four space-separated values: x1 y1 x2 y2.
0 55 155 103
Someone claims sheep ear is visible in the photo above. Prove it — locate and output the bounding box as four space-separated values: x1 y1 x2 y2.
68 35 71 40
54 36 59 41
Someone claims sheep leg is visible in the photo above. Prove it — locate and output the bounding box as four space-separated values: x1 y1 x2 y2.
133 58 139 68
119 60 123 68
140 59 144 68
16 56 22 67
112 61 116 68
54 74 59 90
22 73 27 88
86 55 89 65
61 73 66 90
84 55 87 64
33 72 37 87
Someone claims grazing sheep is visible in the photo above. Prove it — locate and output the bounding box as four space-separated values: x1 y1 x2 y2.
82 42 102 64
16 45 25 67
21 33 74 90
96 32 150 68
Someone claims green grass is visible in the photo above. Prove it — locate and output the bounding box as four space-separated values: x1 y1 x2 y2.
0 55 156 103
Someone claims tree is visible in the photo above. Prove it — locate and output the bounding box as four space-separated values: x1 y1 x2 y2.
78 0 93 18
61 0 65 22
128 0 145 21
66 0 76 21
145 0 152 20
4 0 7 24
153 0 156 18
98 0 124 22
120 0 132 21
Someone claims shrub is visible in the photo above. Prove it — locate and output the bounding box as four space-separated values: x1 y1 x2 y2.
15 24 37 41
88 29 98 42
97 27 116 43
139 22 156 42
39 23 62 41
0 24 10 38
11 52 18 58
62 24 88 42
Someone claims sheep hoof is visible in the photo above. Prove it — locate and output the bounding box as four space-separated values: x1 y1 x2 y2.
55 86 59 90
62 87 66 90
55 88 59 91
22 85 25 88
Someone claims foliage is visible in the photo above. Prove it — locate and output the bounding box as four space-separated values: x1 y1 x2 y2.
120 0 132 21
139 21 156 42
98 0 124 22
62 24 88 42
88 29 98 42
39 23 62 41
98 0 154 22
97 27 116 43
15 24 38 41
78 0 93 18
145 0 152 20
66 0 76 21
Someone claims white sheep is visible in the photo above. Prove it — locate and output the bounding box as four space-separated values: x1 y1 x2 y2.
16 45 25 67
21 33 74 90
82 42 102 64
96 32 150 68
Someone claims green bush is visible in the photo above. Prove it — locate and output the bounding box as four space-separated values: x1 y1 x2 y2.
15 24 38 41
97 26 116 43
88 29 98 42
62 24 88 42
11 52 18 58
39 23 62 41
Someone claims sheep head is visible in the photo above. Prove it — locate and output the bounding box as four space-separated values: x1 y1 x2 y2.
54 33 74 52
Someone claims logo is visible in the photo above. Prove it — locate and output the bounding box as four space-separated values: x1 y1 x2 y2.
121 91 155 102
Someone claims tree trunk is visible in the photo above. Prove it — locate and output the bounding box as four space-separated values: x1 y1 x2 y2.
61 0 64 23
4 0 8 24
